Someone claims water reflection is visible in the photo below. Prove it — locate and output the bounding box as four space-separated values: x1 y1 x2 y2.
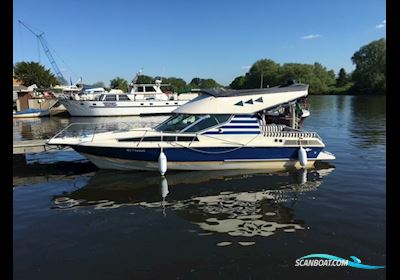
13 118 57 140
349 96 386 148
52 165 335 237
13 161 96 186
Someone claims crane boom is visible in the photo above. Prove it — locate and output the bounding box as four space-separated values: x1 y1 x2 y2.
18 20 67 85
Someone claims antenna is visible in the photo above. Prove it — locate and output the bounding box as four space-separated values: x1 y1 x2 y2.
131 68 143 84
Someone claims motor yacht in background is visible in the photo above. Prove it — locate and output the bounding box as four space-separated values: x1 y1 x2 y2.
57 72 197 117
48 82 335 173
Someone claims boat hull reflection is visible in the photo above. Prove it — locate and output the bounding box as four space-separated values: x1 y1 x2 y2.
53 165 335 237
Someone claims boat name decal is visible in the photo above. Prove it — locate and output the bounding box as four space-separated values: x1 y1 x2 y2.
126 149 146 152
103 102 117 107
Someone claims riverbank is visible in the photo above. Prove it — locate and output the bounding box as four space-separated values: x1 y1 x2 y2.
310 84 386 95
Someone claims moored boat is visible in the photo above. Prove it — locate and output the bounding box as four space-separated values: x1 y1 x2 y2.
57 74 197 116
13 108 50 118
47 82 335 173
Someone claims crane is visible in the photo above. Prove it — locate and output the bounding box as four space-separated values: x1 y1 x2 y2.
18 20 67 85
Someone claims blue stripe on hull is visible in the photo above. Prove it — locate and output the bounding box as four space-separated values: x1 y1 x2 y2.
72 146 323 162
221 125 260 129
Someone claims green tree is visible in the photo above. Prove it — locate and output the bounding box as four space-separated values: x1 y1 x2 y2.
163 77 187 92
188 77 222 89
199 78 222 89
189 78 202 87
336 68 350 87
229 76 246 89
136 75 154 84
246 59 280 88
110 77 128 92
91 81 106 88
278 63 314 84
351 38 386 94
13 61 59 87
231 59 337 94
309 62 336 93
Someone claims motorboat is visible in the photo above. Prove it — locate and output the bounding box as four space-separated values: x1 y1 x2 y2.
56 73 197 116
13 108 50 118
47 82 335 173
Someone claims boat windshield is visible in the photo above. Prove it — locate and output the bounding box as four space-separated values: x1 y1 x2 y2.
155 114 231 133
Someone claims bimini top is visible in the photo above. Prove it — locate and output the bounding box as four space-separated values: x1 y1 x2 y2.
173 83 308 115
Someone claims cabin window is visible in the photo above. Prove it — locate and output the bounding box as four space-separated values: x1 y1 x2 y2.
155 114 203 133
145 86 155 92
137 86 144 92
155 114 231 133
184 115 231 133
97 94 105 101
105 95 117 101
118 95 130 101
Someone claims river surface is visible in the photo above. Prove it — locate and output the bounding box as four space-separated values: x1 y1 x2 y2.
13 95 386 280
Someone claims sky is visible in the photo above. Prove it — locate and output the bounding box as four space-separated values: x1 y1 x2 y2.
13 0 386 86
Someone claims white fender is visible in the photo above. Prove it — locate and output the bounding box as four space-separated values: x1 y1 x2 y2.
298 146 308 167
158 151 167 176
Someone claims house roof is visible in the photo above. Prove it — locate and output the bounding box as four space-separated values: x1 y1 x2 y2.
13 77 23 86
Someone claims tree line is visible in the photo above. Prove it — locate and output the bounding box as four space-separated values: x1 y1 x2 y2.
13 38 385 95
229 38 385 95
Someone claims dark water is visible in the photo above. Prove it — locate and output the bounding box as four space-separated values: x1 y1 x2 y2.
13 96 386 280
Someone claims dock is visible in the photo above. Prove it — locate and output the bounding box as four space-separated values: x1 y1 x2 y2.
13 139 71 154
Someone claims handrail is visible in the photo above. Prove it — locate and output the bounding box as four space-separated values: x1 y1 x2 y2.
91 127 97 142
50 123 76 140
137 130 148 147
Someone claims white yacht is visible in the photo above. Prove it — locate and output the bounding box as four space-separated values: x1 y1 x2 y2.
48 82 335 172
57 76 196 116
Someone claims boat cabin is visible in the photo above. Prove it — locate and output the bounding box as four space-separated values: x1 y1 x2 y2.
155 83 311 134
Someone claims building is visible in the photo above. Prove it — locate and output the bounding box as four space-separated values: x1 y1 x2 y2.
13 77 26 103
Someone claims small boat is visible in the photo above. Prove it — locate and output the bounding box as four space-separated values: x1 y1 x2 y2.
47 82 335 173
13 108 50 118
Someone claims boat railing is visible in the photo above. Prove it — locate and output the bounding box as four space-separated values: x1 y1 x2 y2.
50 122 156 143
262 124 322 140
264 131 321 139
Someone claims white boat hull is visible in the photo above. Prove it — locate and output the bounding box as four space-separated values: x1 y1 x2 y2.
81 152 319 171
59 99 189 116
